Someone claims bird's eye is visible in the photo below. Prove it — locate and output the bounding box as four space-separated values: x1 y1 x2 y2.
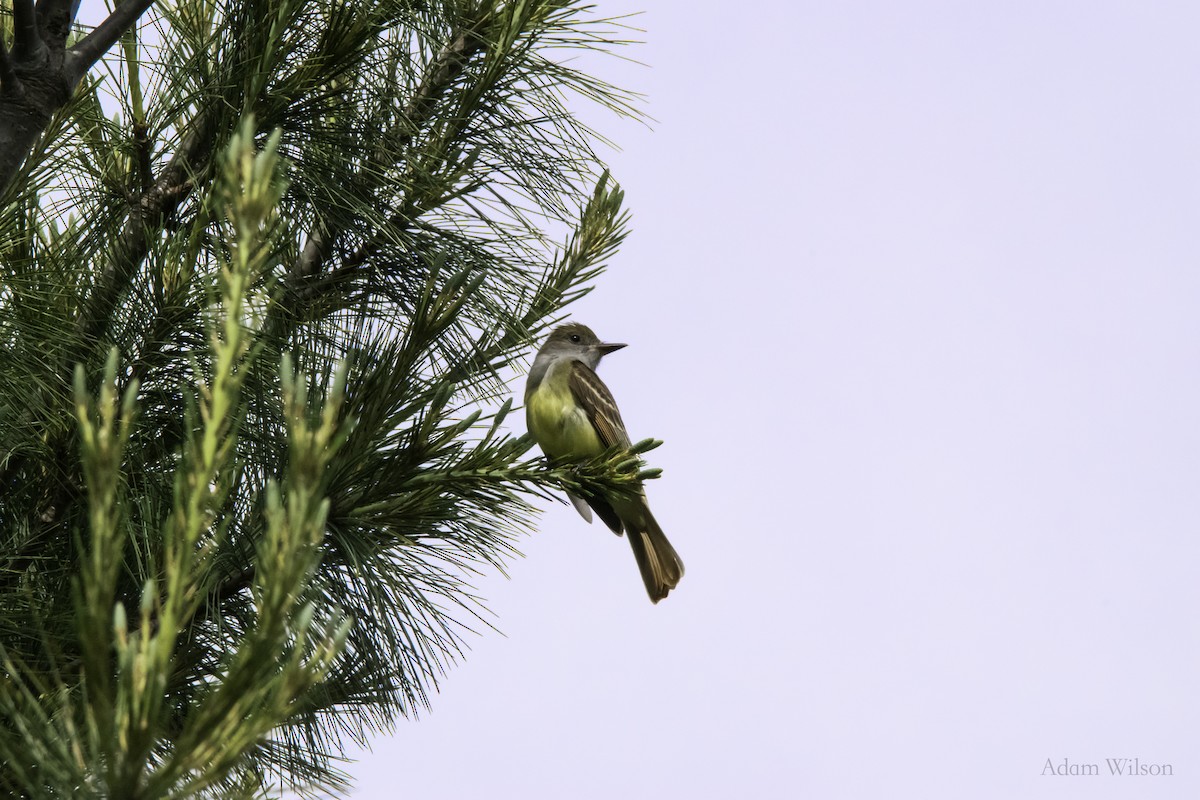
569 334 581 343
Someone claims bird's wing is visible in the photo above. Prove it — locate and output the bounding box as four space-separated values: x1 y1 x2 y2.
568 360 629 536
569 360 632 449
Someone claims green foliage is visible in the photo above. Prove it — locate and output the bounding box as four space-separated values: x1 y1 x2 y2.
0 0 641 795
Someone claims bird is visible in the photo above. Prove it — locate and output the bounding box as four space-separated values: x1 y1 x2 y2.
524 322 684 603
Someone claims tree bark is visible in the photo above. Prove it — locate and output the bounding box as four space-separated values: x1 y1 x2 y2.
0 0 157 197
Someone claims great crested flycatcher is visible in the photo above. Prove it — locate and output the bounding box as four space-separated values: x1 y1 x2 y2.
525 322 684 603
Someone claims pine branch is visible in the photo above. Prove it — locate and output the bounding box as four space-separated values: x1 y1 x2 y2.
0 110 214 522
287 17 488 294
66 0 158 81
0 0 644 793
77 107 213 345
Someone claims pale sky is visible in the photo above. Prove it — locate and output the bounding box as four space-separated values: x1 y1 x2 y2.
77 1 1200 797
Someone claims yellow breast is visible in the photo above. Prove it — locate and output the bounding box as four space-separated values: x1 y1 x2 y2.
526 364 604 460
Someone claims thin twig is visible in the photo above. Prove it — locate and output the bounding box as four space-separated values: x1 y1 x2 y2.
134 120 153 194
289 26 487 285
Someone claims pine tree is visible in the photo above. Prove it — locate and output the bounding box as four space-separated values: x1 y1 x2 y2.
0 1 654 795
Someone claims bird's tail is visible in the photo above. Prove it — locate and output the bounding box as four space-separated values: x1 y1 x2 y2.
627 507 685 604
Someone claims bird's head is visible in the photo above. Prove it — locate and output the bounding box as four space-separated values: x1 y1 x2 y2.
539 323 626 369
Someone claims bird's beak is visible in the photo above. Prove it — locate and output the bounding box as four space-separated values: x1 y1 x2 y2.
598 341 627 355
